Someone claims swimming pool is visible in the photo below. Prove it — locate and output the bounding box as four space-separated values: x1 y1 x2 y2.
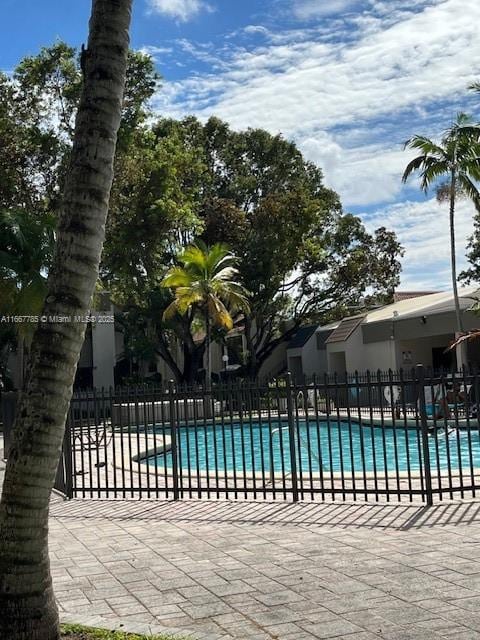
149 420 480 474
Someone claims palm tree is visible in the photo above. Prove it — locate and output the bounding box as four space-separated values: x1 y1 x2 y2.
0 1 132 639
162 242 250 387
0 209 56 387
402 113 480 336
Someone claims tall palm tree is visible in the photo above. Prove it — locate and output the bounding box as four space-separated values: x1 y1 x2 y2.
402 113 480 336
0 2 132 639
162 242 250 387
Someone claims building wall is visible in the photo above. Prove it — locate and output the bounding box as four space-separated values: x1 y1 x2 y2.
327 326 365 373
287 352 303 380
327 331 461 375
395 334 454 369
284 329 333 381
259 341 288 379
361 340 397 372
323 306 480 376
91 312 116 389
327 327 396 374
302 333 324 378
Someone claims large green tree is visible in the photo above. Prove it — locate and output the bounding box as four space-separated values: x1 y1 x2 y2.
104 116 404 380
0 2 132 638
193 118 403 376
0 40 159 385
3 44 402 384
403 113 480 334
101 124 207 382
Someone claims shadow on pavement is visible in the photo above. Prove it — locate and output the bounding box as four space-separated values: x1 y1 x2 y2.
49 496 480 531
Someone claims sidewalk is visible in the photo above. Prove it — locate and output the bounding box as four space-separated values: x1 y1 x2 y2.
49 498 480 639
5 433 480 638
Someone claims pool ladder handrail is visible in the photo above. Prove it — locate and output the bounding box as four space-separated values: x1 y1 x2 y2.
268 424 322 486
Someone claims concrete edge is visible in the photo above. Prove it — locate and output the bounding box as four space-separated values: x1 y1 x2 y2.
60 611 219 639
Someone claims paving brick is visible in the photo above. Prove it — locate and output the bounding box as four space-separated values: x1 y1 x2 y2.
298 618 363 639
39 495 480 640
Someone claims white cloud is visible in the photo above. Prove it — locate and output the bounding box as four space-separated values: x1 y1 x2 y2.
299 134 412 206
147 0 213 21
151 0 480 206
364 198 476 289
193 0 478 134
138 45 173 60
292 0 357 20
243 25 270 37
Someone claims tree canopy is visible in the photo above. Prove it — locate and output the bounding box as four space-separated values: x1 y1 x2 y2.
1 42 403 383
103 115 404 379
162 242 249 385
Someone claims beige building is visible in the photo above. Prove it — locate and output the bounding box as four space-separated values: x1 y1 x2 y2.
326 287 480 376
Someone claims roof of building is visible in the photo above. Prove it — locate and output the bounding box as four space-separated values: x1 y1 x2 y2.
364 286 479 324
287 325 318 349
325 315 366 344
393 291 439 302
319 287 480 344
314 323 339 349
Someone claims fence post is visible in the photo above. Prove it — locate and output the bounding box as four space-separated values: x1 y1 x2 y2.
417 364 433 506
168 380 180 501
286 373 299 502
63 418 74 499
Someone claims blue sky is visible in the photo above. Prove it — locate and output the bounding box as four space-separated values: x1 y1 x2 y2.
2 0 480 290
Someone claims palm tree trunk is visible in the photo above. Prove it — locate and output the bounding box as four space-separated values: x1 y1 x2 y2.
450 170 466 369
0 3 132 639
450 170 464 334
17 335 24 389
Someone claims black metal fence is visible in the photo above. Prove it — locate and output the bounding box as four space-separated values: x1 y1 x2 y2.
1 391 72 496
4 366 480 504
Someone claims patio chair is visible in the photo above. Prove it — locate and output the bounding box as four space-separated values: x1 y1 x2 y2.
69 404 109 451
427 378 473 420
422 383 449 419
383 385 401 418
71 422 108 451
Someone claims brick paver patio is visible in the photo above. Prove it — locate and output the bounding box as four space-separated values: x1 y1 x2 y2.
46 497 480 640
4 435 480 639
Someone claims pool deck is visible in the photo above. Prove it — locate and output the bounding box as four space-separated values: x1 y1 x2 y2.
49 495 480 640
7 435 480 638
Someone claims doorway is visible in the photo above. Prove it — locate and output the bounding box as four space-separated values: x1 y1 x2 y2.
432 346 455 373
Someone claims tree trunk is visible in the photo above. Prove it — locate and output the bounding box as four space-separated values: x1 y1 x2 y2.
155 333 183 383
0 3 132 639
449 170 464 334
17 335 25 390
243 318 258 380
205 314 211 390
182 342 205 384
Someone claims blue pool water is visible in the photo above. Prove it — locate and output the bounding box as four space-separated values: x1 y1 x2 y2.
149 421 480 474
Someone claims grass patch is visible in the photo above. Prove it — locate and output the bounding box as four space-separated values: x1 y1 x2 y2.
61 623 186 640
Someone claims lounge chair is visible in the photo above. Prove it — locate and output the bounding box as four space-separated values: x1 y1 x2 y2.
423 383 449 419
384 385 401 417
